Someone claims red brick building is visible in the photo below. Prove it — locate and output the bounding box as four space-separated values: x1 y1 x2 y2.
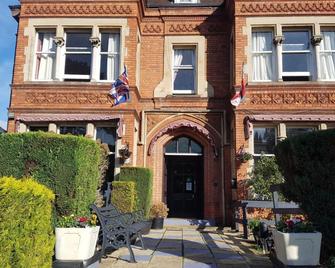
7 0 335 225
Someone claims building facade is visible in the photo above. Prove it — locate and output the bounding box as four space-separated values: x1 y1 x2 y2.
7 0 335 225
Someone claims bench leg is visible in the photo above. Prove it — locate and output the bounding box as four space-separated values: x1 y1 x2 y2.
126 235 136 263
137 232 146 250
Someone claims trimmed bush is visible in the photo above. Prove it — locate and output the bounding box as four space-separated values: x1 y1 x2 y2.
275 129 335 260
111 181 137 213
120 167 153 217
247 155 284 200
0 132 101 217
0 177 55 267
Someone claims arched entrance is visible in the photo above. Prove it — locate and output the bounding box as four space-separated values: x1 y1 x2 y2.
164 136 204 218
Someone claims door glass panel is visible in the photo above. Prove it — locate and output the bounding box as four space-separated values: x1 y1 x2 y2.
178 137 189 153
165 139 177 153
190 140 202 154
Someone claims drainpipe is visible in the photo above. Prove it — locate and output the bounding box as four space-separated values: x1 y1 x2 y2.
221 111 226 225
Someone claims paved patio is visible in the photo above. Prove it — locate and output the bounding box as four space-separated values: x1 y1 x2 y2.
100 227 272 268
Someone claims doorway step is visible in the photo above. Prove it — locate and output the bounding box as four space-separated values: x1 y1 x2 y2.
165 218 215 228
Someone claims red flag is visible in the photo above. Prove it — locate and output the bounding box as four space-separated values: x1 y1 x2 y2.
231 71 247 107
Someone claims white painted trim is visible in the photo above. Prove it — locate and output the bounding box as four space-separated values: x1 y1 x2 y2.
164 153 203 156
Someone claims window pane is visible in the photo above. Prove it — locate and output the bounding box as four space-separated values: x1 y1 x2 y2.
252 31 273 52
29 126 48 132
283 31 310 51
101 33 120 53
321 31 335 50
254 127 275 154
60 126 86 136
178 137 189 153
174 49 194 66
283 53 309 72
96 127 116 152
190 140 202 154
66 32 91 52
100 54 119 81
253 54 273 81
174 69 194 91
287 128 314 138
35 32 56 80
65 54 91 75
166 139 177 153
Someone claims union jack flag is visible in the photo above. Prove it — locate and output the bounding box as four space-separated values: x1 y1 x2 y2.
109 66 130 106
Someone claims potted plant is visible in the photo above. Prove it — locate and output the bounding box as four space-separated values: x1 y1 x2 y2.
236 147 253 163
55 213 100 261
273 217 322 266
248 218 261 245
149 202 169 229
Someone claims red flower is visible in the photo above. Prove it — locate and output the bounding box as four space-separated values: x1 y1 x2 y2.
78 217 88 223
286 220 294 229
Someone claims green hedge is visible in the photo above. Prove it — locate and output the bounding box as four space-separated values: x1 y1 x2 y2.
0 132 101 217
275 129 335 261
0 177 55 267
111 181 136 213
120 167 153 217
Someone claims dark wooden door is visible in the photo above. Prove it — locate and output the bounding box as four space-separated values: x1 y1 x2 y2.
166 156 203 218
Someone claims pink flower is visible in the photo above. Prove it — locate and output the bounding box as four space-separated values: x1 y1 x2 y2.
78 217 88 223
286 220 294 229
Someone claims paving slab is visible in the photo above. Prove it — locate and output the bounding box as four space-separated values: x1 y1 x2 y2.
100 226 272 267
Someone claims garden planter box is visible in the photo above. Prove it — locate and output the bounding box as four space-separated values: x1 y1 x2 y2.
55 226 100 261
273 230 322 266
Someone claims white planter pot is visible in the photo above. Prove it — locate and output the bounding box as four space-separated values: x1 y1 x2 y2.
273 229 322 266
55 226 100 261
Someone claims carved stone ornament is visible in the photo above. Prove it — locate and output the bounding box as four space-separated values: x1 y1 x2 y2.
311 35 323 46
240 2 335 14
273 35 284 45
54 37 64 47
89 37 101 47
147 121 218 157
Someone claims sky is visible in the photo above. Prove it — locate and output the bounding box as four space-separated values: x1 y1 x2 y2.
0 0 19 130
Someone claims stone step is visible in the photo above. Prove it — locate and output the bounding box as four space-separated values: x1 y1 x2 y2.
165 218 216 229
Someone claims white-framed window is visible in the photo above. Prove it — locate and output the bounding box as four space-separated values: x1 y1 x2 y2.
282 29 313 81
320 30 335 81
253 127 277 161
174 0 198 3
252 30 274 81
99 30 120 81
286 126 315 138
59 126 86 136
173 47 196 94
34 30 56 81
63 30 92 81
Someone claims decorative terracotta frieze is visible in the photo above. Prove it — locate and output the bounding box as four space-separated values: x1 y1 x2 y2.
239 2 335 15
166 23 224 34
25 92 114 105
247 92 335 105
141 24 163 35
22 4 132 16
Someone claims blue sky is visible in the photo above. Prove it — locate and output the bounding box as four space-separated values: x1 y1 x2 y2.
0 0 19 130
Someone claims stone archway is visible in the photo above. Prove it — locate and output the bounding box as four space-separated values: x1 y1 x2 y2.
146 118 223 222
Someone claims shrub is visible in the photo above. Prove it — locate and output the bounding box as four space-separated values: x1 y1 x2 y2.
0 177 55 267
149 202 169 218
0 132 101 218
275 129 335 260
111 181 137 213
247 155 284 200
120 167 153 217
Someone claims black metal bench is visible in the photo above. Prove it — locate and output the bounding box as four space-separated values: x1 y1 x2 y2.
91 204 151 263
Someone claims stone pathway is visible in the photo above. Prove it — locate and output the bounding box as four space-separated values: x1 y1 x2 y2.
100 227 272 268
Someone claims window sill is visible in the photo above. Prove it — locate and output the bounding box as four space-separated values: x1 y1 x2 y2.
248 81 335 86
25 81 113 86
